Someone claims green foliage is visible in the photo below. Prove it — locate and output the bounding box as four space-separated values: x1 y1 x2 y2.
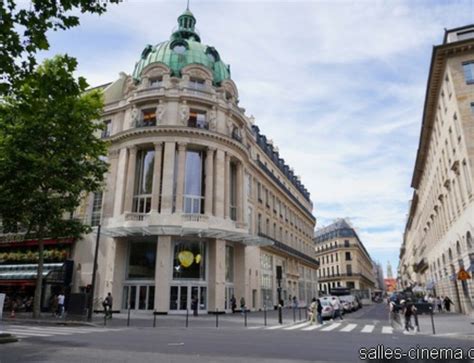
0 0 120 95
0 54 109 240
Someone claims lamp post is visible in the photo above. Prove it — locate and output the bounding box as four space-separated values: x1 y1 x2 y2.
87 224 101 321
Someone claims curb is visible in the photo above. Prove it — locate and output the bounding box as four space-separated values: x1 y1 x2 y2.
0 333 18 344
2 318 98 328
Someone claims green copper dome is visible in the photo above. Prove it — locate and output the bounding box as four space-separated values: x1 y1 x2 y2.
132 8 231 85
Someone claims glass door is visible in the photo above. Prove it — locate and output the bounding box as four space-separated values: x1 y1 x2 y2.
170 284 207 312
122 284 154 310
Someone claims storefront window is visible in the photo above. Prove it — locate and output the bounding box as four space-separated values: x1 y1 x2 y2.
127 241 156 279
173 240 206 280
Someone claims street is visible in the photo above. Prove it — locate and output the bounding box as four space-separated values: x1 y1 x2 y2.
1 304 473 363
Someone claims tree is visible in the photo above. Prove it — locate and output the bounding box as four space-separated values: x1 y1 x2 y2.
0 0 120 95
0 55 108 318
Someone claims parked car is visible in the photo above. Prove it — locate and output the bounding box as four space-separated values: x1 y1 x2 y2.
338 295 358 311
339 298 353 313
319 299 334 319
320 296 345 316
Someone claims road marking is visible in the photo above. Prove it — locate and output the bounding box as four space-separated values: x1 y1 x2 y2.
301 324 323 331
361 325 375 333
320 323 341 331
247 326 262 330
382 326 393 334
284 322 310 330
4 329 52 337
266 324 293 330
340 324 357 332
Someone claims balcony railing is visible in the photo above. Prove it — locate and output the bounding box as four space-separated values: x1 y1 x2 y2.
124 212 148 221
183 195 204 214
135 119 156 128
182 214 209 223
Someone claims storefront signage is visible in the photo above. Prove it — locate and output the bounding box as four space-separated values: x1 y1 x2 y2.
457 268 471 281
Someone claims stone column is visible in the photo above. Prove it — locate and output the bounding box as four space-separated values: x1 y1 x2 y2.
237 162 244 223
208 239 226 311
113 148 128 217
233 243 247 307
155 236 172 313
123 146 137 213
103 150 119 219
214 150 225 218
224 153 230 219
175 142 187 213
205 147 215 216
151 143 163 212
160 142 176 214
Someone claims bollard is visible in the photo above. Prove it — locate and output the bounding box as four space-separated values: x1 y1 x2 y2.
186 308 189 328
127 305 131 327
153 312 156 328
430 307 436 335
293 307 296 322
264 305 267 326
244 308 247 327
298 307 302 321
215 309 219 328
278 305 283 324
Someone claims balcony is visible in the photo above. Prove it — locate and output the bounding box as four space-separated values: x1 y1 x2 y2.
124 213 148 222
182 214 209 223
135 119 156 128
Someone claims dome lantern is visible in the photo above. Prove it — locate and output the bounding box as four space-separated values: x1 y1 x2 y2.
172 4 201 42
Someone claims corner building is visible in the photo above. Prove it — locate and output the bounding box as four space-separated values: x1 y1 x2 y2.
74 9 319 313
400 26 474 315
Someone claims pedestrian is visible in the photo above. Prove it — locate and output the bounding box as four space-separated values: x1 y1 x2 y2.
240 297 246 314
57 292 65 318
191 295 198 316
230 295 237 313
104 292 113 319
316 299 323 325
443 296 453 312
331 297 343 320
389 297 401 329
308 298 317 324
436 296 443 312
403 299 416 333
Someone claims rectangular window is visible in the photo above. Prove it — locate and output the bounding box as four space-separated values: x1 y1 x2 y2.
101 120 111 138
257 213 262 234
225 245 234 282
133 149 155 213
184 150 205 214
470 102 474 114
149 77 162 87
189 78 205 90
462 61 474 84
90 191 103 227
229 163 238 221
188 110 208 129
257 182 262 202
127 241 157 279
346 264 352 276
345 252 352 261
140 109 156 127
173 240 206 280
344 240 350 247
458 29 474 41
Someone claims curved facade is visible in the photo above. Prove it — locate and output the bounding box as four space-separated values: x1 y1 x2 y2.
74 9 319 313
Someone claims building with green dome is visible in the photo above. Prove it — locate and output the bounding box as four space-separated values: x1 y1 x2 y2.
73 7 318 314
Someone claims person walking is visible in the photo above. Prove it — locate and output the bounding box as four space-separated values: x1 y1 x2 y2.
191 295 198 316
57 292 65 318
240 297 246 314
444 296 453 312
403 299 416 333
316 299 323 325
436 296 443 312
230 295 237 313
331 297 343 320
104 292 113 319
309 298 317 324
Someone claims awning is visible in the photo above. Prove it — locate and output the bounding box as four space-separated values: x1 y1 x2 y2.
0 263 63 281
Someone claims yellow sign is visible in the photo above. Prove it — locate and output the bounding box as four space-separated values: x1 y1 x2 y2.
457 268 471 281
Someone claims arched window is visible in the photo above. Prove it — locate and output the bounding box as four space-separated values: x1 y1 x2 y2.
448 248 453 261
467 231 473 251
456 241 462 256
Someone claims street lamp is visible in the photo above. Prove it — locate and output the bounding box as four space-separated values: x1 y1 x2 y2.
87 224 101 321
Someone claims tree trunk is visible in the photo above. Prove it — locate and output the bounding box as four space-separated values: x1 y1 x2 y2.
33 231 44 319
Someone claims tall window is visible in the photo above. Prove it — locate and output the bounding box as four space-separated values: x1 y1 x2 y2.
257 213 262 234
257 182 262 202
127 241 156 279
188 110 208 129
184 150 205 214
90 192 103 226
225 245 234 282
173 240 206 280
462 61 474 84
133 149 155 213
229 162 237 221
346 264 352 276
101 120 111 138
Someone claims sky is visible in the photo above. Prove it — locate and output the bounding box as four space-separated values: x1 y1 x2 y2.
38 0 474 278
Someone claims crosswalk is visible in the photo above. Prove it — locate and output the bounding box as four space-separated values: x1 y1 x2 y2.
0 324 123 339
248 321 398 335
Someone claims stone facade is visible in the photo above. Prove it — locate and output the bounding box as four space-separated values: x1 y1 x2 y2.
72 9 319 313
399 26 474 315
314 219 377 294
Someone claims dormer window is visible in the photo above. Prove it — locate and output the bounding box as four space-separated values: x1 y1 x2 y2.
188 110 208 129
150 77 162 88
190 78 205 90
138 108 156 127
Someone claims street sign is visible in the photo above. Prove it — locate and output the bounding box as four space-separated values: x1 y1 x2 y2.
457 268 471 281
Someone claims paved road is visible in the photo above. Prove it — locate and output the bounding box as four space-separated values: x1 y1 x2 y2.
1 304 472 363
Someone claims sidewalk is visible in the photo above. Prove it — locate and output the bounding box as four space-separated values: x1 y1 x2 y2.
416 311 474 340
1 307 309 330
